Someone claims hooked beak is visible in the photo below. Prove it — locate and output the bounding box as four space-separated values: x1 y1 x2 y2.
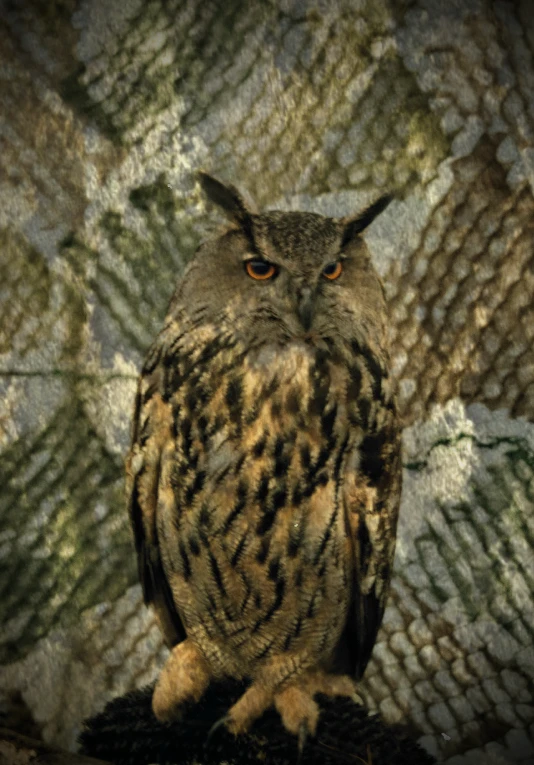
297 287 314 331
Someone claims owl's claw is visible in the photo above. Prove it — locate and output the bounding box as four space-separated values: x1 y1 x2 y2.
297 720 309 763
206 714 231 743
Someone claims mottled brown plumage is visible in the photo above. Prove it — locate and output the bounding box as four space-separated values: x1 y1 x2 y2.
126 173 402 741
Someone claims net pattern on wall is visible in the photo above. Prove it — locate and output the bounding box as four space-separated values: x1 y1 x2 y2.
0 0 533 762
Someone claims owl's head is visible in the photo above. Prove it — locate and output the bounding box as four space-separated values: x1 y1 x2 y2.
170 174 392 353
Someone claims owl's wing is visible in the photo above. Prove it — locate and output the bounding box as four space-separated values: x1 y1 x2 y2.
126 358 186 647
340 414 402 680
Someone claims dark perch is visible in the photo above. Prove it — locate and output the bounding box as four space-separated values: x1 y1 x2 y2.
0 727 107 765
79 681 437 765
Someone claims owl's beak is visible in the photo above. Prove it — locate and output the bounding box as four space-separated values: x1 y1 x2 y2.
297 287 314 331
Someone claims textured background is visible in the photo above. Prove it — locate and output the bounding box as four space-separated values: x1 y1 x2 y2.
0 0 533 763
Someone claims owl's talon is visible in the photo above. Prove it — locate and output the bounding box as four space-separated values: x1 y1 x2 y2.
297 720 309 763
206 714 231 743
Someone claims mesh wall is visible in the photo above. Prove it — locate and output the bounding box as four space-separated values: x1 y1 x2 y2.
0 0 533 762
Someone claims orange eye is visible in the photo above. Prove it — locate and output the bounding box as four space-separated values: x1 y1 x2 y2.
323 261 343 280
245 260 277 280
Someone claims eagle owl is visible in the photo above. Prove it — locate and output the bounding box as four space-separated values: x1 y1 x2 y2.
126 173 402 744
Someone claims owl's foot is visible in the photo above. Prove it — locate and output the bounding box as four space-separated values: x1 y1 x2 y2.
298 670 361 705
152 639 211 722
274 683 320 736
272 672 358 736
218 670 358 739
275 672 360 758
221 683 273 735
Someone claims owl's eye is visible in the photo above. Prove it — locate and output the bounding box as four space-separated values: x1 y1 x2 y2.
245 260 277 280
323 261 343 280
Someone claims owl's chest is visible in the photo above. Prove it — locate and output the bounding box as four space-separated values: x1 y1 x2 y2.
169 342 356 529
158 344 359 665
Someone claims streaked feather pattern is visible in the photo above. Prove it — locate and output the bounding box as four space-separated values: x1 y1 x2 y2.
126 174 401 738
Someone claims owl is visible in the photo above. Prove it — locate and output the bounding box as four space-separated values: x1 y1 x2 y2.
126 173 402 747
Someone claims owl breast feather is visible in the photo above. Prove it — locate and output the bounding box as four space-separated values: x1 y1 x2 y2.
155 338 361 672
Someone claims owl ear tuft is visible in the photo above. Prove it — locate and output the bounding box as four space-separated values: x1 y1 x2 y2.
198 172 254 226
341 194 393 248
